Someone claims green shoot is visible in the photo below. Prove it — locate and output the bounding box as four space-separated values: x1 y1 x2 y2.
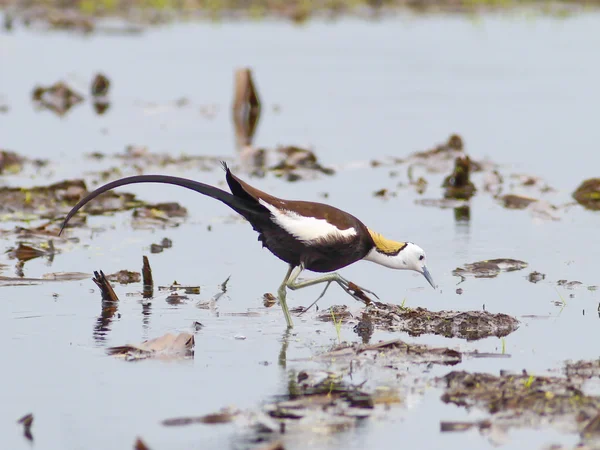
524 374 535 389
555 287 567 306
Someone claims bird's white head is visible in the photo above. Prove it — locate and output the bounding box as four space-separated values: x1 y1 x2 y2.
364 230 436 289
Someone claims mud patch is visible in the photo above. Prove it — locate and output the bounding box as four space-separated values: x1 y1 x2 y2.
317 304 519 341
439 370 600 440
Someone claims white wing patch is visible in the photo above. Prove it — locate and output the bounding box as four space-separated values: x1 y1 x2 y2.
259 199 356 244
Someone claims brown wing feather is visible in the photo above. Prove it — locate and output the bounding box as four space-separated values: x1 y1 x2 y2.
226 170 362 232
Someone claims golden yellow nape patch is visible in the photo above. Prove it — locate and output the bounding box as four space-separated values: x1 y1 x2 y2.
367 229 406 254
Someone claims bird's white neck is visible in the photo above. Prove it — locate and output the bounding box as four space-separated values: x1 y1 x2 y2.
363 247 411 270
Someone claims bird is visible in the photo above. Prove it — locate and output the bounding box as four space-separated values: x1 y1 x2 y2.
59 162 435 328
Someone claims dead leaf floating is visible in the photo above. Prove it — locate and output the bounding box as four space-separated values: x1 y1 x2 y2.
107 332 194 361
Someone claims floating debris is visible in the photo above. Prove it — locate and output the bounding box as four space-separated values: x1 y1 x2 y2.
263 293 276 308
0 272 90 286
499 194 538 210
163 409 238 426
165 290 189 305
373 188 394 199
132 202 188 228
270 145 335 181
557 279 584 289
149 238 172 253
439 370 600 438
453 259 528 280
573 178 600 211
32 80 84 116
150 243 163 253
91 73 111 115
440 419 491 433
0 179 141 223
510 173 554 192
410 134 465 162
405 134 486 174
415 198 469 209
106 270 141 284
527 271 546 283
91 73 110 97
109 147 226 172
17 413 34 442
0 149 26 174
107 332 195 361
442 156 476 200
563 358 600 380
41 272 90 281
361 304 519 341
158 281 200 295
7 241 55 263
317 305 353 323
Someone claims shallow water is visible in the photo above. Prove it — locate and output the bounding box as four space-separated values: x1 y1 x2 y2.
1 11 600 450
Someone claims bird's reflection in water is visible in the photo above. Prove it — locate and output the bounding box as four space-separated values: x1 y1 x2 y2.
278 328 291 369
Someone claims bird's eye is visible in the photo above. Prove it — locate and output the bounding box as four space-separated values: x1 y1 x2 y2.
419 255 425 261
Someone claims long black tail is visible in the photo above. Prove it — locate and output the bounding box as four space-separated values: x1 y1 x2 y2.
58 174 258 235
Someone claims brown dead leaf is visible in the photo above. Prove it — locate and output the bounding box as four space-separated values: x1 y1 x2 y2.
107 332 195 361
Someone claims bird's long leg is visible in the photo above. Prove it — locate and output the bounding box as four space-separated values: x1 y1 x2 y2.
277 265 295 328
298 281 333 315
286 267 379 308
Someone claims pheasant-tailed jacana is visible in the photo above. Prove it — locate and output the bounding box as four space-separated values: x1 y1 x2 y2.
60 163 435 328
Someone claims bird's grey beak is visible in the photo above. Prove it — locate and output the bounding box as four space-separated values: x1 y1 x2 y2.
422 266 436 289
